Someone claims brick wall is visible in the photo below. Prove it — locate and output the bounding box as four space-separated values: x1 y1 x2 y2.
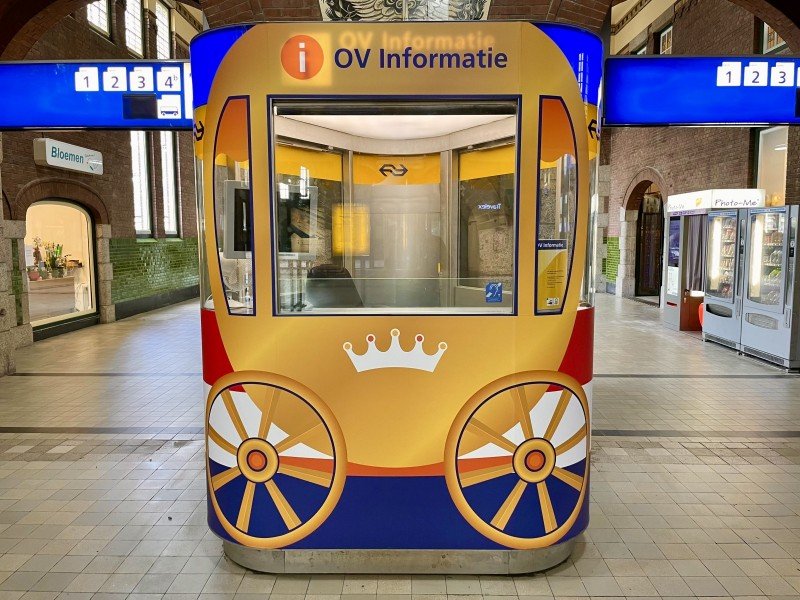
1 2 199 336
606 0 767 240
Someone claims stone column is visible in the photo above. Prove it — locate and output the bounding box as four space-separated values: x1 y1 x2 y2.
594 164 611 292
615 209 638 298
96 224 115 324
0 134 15 375
3 219 33 349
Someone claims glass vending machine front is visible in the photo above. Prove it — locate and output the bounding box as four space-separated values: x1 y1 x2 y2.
706 211 737 303
703 210 744 349
747 209 786 313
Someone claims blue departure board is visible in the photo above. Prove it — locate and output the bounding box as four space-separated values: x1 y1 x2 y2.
0 61 192 130
604 56 800 126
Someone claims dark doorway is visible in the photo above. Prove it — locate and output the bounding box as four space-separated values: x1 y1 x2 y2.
635 189 664 298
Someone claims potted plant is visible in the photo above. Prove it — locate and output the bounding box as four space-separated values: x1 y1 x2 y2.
44 242 65 278
26 266 40 281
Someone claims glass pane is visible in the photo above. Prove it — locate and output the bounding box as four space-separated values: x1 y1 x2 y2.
457 145 514 303
757 126 788 207
24 202 96 325
130 131 151 235
271 101 517 315
536 97 576 314
748 210 785 306
274 144 344 312
214 97 254 315
706 213 737 301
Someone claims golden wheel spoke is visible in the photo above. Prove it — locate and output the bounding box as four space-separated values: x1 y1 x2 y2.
275 422 324 455
278 463 333 488
460 462 515 488
465 418 518 454
490 480 527 530
211 465 241 491
555 425 587 456
254 387 280 440
222 390 249 442
265 480 302 529
537 480 557 533
552 467 584 491
208 425 238 456
543 389 572 441
512 387 534 440
236 481 256 532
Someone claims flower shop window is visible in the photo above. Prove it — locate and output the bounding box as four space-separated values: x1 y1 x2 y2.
24 201 97 326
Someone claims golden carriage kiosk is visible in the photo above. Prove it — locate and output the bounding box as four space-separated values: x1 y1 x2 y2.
192 20 600 573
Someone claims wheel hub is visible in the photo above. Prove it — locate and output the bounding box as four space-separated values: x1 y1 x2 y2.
237 438 279 483
513 438 556 484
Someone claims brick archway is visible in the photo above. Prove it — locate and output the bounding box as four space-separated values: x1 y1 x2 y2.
616 167 668 298
14 178 110 224
623 167 668 212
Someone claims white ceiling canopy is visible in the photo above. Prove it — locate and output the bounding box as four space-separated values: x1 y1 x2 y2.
283 113 510 140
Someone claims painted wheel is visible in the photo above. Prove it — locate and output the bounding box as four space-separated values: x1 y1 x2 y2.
205 371 346 548
445 371 589 550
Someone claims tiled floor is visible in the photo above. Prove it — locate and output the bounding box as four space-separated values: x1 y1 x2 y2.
1 294 800 599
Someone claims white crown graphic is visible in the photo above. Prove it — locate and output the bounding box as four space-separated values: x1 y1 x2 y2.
343 329 447 373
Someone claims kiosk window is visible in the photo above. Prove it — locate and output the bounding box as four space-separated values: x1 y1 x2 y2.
536 97 577 314
213 97 254 315
270 101 518 315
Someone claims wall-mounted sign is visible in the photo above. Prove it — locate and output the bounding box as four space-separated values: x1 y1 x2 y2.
604 56 800 126
0 61 192 130
33 138 103 175
667 189 766 215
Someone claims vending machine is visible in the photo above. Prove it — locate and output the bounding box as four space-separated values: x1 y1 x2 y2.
703 210 747 349
740 206 800 369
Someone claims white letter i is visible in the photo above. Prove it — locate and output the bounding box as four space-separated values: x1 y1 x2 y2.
299 42 307 74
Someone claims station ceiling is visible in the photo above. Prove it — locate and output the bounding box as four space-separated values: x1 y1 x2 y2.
0 0 797 59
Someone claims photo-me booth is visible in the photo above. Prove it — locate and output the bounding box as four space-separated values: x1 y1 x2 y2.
192 22 601 573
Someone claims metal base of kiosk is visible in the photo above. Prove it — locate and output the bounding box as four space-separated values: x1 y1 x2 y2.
223 539 575 575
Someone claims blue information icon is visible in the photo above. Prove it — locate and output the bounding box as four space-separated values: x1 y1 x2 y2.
485 282 503 303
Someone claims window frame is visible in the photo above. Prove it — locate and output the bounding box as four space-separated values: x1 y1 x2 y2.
86 0 111 37
658 25 673 55
761 21 787 55
155 1 173 60
534 95 579 317
267 95 522 317
130 130 154 237
213 96 256 316
755 125 789 207
160 130 180 237
125 0 145 57
633 45 646 56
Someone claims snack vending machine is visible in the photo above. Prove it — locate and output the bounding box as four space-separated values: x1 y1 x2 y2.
740 206 800 369
703 210 746 349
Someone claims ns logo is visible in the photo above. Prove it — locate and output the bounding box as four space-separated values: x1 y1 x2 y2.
281 35 325 80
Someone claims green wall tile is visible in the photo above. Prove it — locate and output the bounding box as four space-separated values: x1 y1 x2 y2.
604 237 619 281
110 237 199 304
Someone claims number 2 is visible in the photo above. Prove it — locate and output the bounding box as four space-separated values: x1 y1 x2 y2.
752 71 760 84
